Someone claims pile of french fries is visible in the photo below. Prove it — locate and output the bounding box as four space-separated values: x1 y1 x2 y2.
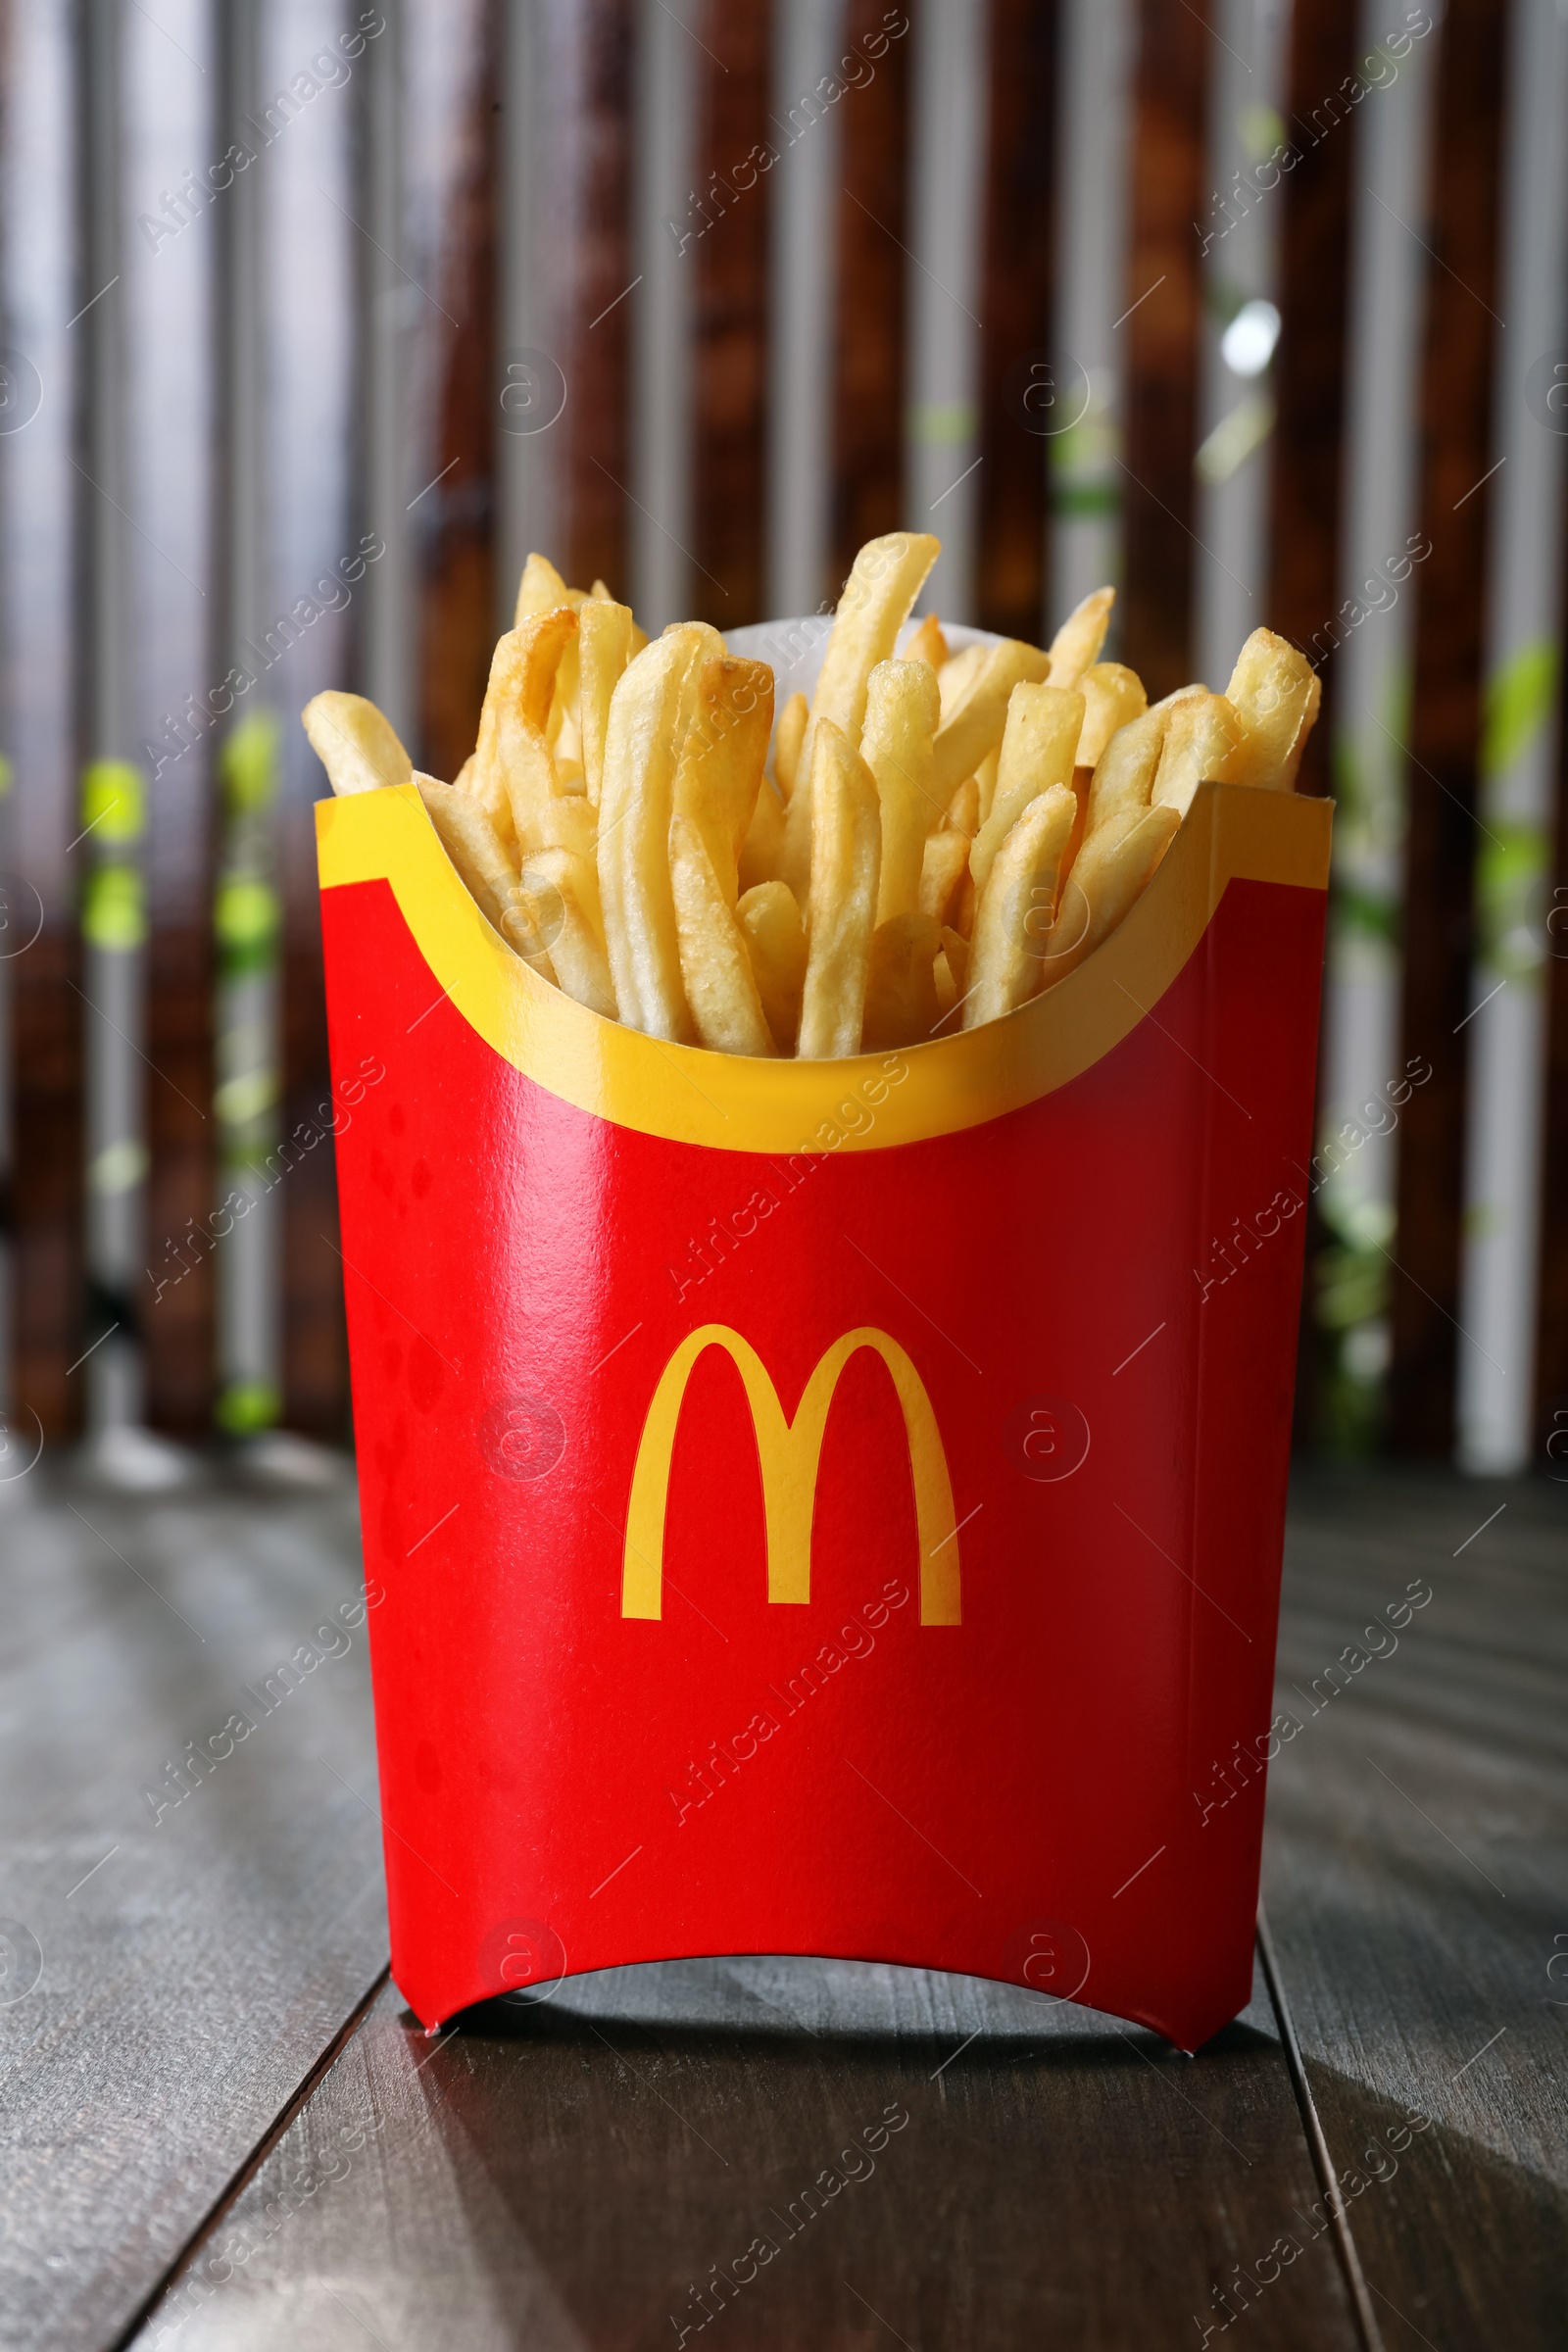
305 530 1319 1057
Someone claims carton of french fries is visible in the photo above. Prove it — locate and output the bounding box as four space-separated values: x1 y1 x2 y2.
312 532 1331 2048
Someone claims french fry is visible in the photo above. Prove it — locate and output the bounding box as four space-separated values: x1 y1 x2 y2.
514 848 616 1018
303 692 413 797
969 683 1084 898
1278 670 1321 792
474 610 578 850
514 551 584 625
861 658 942 925
863 911 944 1050
783 531 938 897
964 785 1078 1028
1151 690 1244 817
597 628 707 1042
919 827 972 928
944 774 980 836
1047 585 1114 689
672 657 774 906
774 690 808 801
738 781 787 893
1043 803 1181 983
932 638 1053 800
975 746 1000 826
798 719 881 1059
738 880 807 1052
941 923 970 1004
904 612 949 668
937 643 986 722
670 815 775 1056
416 777 556 979
1076 662 1148 769
1225 629 1318 790
578 599 632 808
1082 706 1171 840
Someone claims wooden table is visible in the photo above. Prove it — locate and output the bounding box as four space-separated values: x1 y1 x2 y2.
1 1464 1561 2350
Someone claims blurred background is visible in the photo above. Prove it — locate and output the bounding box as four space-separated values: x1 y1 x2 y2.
0 0 1564 1487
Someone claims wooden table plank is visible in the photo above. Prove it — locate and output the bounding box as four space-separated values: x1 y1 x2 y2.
131 1942 1356 2343
1263 1469 1568 2351
0 1468 386 2352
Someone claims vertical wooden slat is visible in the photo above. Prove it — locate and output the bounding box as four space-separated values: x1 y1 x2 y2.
1267 0 1357 802
1539 632 1568 1463
1269 0 1360 1450
3 0 82 1441
1120 0 1206 698
829 0 910 600
974 0 1056 643
558 1 634 599
689 1 773 629
416 6 499 786
130 0 216 1440
1388 0 1507 1458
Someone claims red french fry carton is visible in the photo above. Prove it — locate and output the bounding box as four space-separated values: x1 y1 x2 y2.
317 768 1329 2051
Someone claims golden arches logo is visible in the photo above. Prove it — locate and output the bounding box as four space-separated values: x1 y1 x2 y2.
621 1324 961 1626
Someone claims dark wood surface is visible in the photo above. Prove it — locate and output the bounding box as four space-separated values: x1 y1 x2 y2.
0 1464 386 2352
1264 1470 1568 2351
0 1466 1561 2349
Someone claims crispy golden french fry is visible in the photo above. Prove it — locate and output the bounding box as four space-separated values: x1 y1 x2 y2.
591 578 613 600
597 628 707 1040
1044 802 1181 983
672 656 774 906
863 911 944 1051
904 612 949 668
783 531 937 897
941 923 970 1002
474 611 578 850
1077 662 1148 769
670 815 774 1055
798 719 881 1058
303 692 412 796
969 683 1084 898
934 945 957 1022
578 599 633 808
453 753 477 793
514 848 616 1018
514 551 584 626
1225 628 1318 790
774 690 808 801
964 785 1078 1028
738 879 807 1052
862 658 941 925
1082 706 1171 840
918 827 971 928
810 531 939 747
932 637 1053 800
1151 690 1244 817
937 642 986 722
975 746 1000 826
1278 669 1321 792
944 774 980 836
1047 585 1114 689
738 780 787 893
416 777 557 979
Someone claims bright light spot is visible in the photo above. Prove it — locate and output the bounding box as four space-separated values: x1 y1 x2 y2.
1221 298 1281 378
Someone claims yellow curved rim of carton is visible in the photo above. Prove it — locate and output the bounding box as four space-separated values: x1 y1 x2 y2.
317 782 1330 1153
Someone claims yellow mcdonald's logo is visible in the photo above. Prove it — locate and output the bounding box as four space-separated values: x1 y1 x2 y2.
621 1324 961 1626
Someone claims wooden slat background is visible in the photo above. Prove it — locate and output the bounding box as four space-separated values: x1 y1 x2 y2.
1389 0 1508 1458
2 0 1564 1469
